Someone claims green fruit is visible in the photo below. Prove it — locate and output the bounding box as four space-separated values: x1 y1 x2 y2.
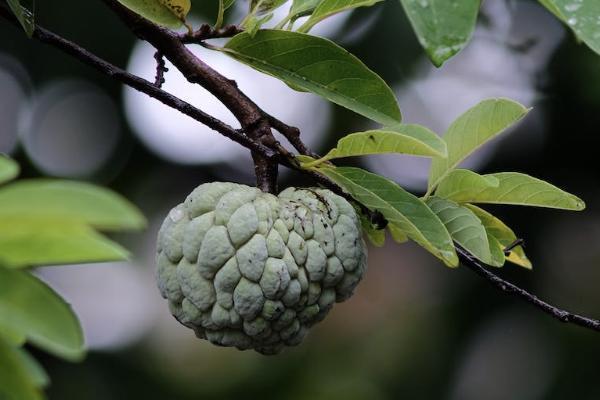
156 182 367 354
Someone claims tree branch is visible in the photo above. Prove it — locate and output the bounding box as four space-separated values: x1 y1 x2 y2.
2 1 599 335
178 23 243 43
0 5 276 160
102 0 279 193
457 246 600 332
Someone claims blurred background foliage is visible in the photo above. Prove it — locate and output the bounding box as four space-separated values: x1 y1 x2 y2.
2 0 600 398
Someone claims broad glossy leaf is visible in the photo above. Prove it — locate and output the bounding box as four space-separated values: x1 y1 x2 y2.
360 214 385 247
0 336 43 400
0 179 146 231
466 204 531 268
399 0 480 66
426 197 491 264
298 0 383 33
313 124 446 165
388 223 408 243
0 155 19 184
0 217 129 269
0 269 84 361
539 0 600 55
6 0 34 37
317 166 457 266
116 0 188 28
428 98 529 191
224 30 402 126
434 169 498 199
441 172 585 211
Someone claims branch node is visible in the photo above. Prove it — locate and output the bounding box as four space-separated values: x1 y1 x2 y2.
153 50 168 88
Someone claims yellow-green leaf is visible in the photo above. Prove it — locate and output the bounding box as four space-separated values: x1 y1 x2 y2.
298 0 383 33
439 172 585 211
0 179 146 231
428 98 529 192
466 204 531 268
0 155 19 184
388 223 408 243
223 30 402 126
317 166 458 266
0 336 43 400
158 0 191 20
311 124 446 166
434 169 499 199
116 0 188 28
0 269 85 361
0 216 129 269
426 197 491 264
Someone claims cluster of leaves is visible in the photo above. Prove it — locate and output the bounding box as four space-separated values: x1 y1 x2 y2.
299 98 585 268
0 156 145 399
8 0 600 65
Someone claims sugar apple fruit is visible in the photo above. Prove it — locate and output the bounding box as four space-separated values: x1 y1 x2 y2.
156 182 367 354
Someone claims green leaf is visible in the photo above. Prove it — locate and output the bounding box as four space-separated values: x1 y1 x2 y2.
298 0 383 33
0 216 129 269
398 0 480 66
252 0 288 14
485 232 506 267
438 172 585 211
224 0 237 9
6 0 35 37
244 13 274 36
426 197 491 264
14 348 50 389
0 179 146 231
359 214 385 247
288 0 322 20
388 223 408 243
434 169 499 199
466 204 531 268
0 323 26 346
0 155 19 184
428 98 529 192
223 30 402 126
0 269 84 361
115 0 188 28
316 166 458 266
539 0 600 55
0 336 43 400
310 124 446 166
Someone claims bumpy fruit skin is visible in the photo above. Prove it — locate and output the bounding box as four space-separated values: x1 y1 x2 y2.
156 182 367 354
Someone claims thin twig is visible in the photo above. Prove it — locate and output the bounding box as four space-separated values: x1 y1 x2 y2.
0 5 275 159
264 113 318 157
457 246 600 332
179 23 244 43
153 50 167 88
102 0 279 193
